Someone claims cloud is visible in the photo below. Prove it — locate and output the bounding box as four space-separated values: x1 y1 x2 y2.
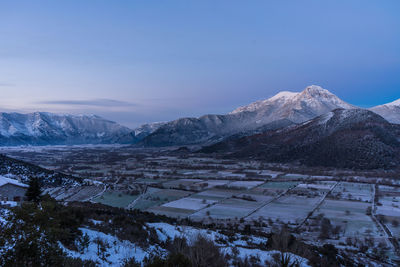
37 99 137 107
0 82 15 87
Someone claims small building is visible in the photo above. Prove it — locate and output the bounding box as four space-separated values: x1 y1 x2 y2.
0 176 28 202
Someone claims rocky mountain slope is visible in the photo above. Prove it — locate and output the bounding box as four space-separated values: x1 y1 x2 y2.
229 85 356 123
201 109 400 169
140 85 357 147
0 154 80 186
0 112 135 146
370 98 400 124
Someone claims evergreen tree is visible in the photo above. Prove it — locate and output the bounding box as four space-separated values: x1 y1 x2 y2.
25 177 42 203
0 199 84 266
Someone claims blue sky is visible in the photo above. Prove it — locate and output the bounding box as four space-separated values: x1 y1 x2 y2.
1 1 399 127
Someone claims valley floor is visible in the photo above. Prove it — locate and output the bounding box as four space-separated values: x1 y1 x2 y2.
1 145 400 265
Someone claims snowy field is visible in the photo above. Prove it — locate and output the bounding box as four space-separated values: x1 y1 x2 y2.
227 180 265 189
248 195 322 224
331 182 373 202
316 199 379 238
296 182 335 191
162 197 217 211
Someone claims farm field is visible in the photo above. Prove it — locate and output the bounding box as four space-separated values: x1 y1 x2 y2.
162 197 217 211
92 191 138 208
190 197 262 221
376 185 400 238
2 145 400 263
330 182 373 202
315 199 379 238
130 188 193 211
247 194 323 224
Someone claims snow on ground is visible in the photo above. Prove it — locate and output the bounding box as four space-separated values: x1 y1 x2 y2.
283 173 310 179
183 170 210 175
258 170 282 179
218 171 246 178
223 247 310 267
146 222 313 266
194 179 231 188
377 204 400 217
376 197 400 217
148 222 268 246
62 228 163 266
162 197 217 211
89 219 103 225
296 183 333 190
228 180 265 189
0 201 18 207
0 208 9 224
148 222 222 243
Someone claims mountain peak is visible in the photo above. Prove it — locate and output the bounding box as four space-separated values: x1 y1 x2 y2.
269 91 298 101
293 85 355 111
369 98 400 124
300 85 333 97
385 98 400 107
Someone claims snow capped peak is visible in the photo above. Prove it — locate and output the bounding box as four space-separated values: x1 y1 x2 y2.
230 91 298 114
385 98 400 107
269 91 299 101
298 85 336 99
294 85 355 110
369 98 400 124
229 85 354 118
303 85 330 94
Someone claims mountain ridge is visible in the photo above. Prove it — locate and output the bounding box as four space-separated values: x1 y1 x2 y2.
138 85 359 147
369 98 400 124
0 112 135 146
0 85 399 147
201 109 400 169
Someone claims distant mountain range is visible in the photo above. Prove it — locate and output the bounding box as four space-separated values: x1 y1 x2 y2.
0 112 134 145
0 85 399 150
138 85 399 147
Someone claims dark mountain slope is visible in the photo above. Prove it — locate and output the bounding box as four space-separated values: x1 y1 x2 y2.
0 154 81 186
202 109 400 169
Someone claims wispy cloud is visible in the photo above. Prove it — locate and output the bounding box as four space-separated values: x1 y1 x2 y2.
0 82 15 87
37 99 137 107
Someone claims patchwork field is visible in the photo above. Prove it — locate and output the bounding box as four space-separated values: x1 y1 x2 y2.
190 197 263 221
315 199 379 238
330 182 373 202
130 188 192 211
248 194 322 224
92 191 138 208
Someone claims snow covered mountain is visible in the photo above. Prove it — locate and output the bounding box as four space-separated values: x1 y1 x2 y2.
230 85 356 123
0 112 135 146
370 98 400 124
133 122 167 140
140 85 357 147
202 109 400 169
